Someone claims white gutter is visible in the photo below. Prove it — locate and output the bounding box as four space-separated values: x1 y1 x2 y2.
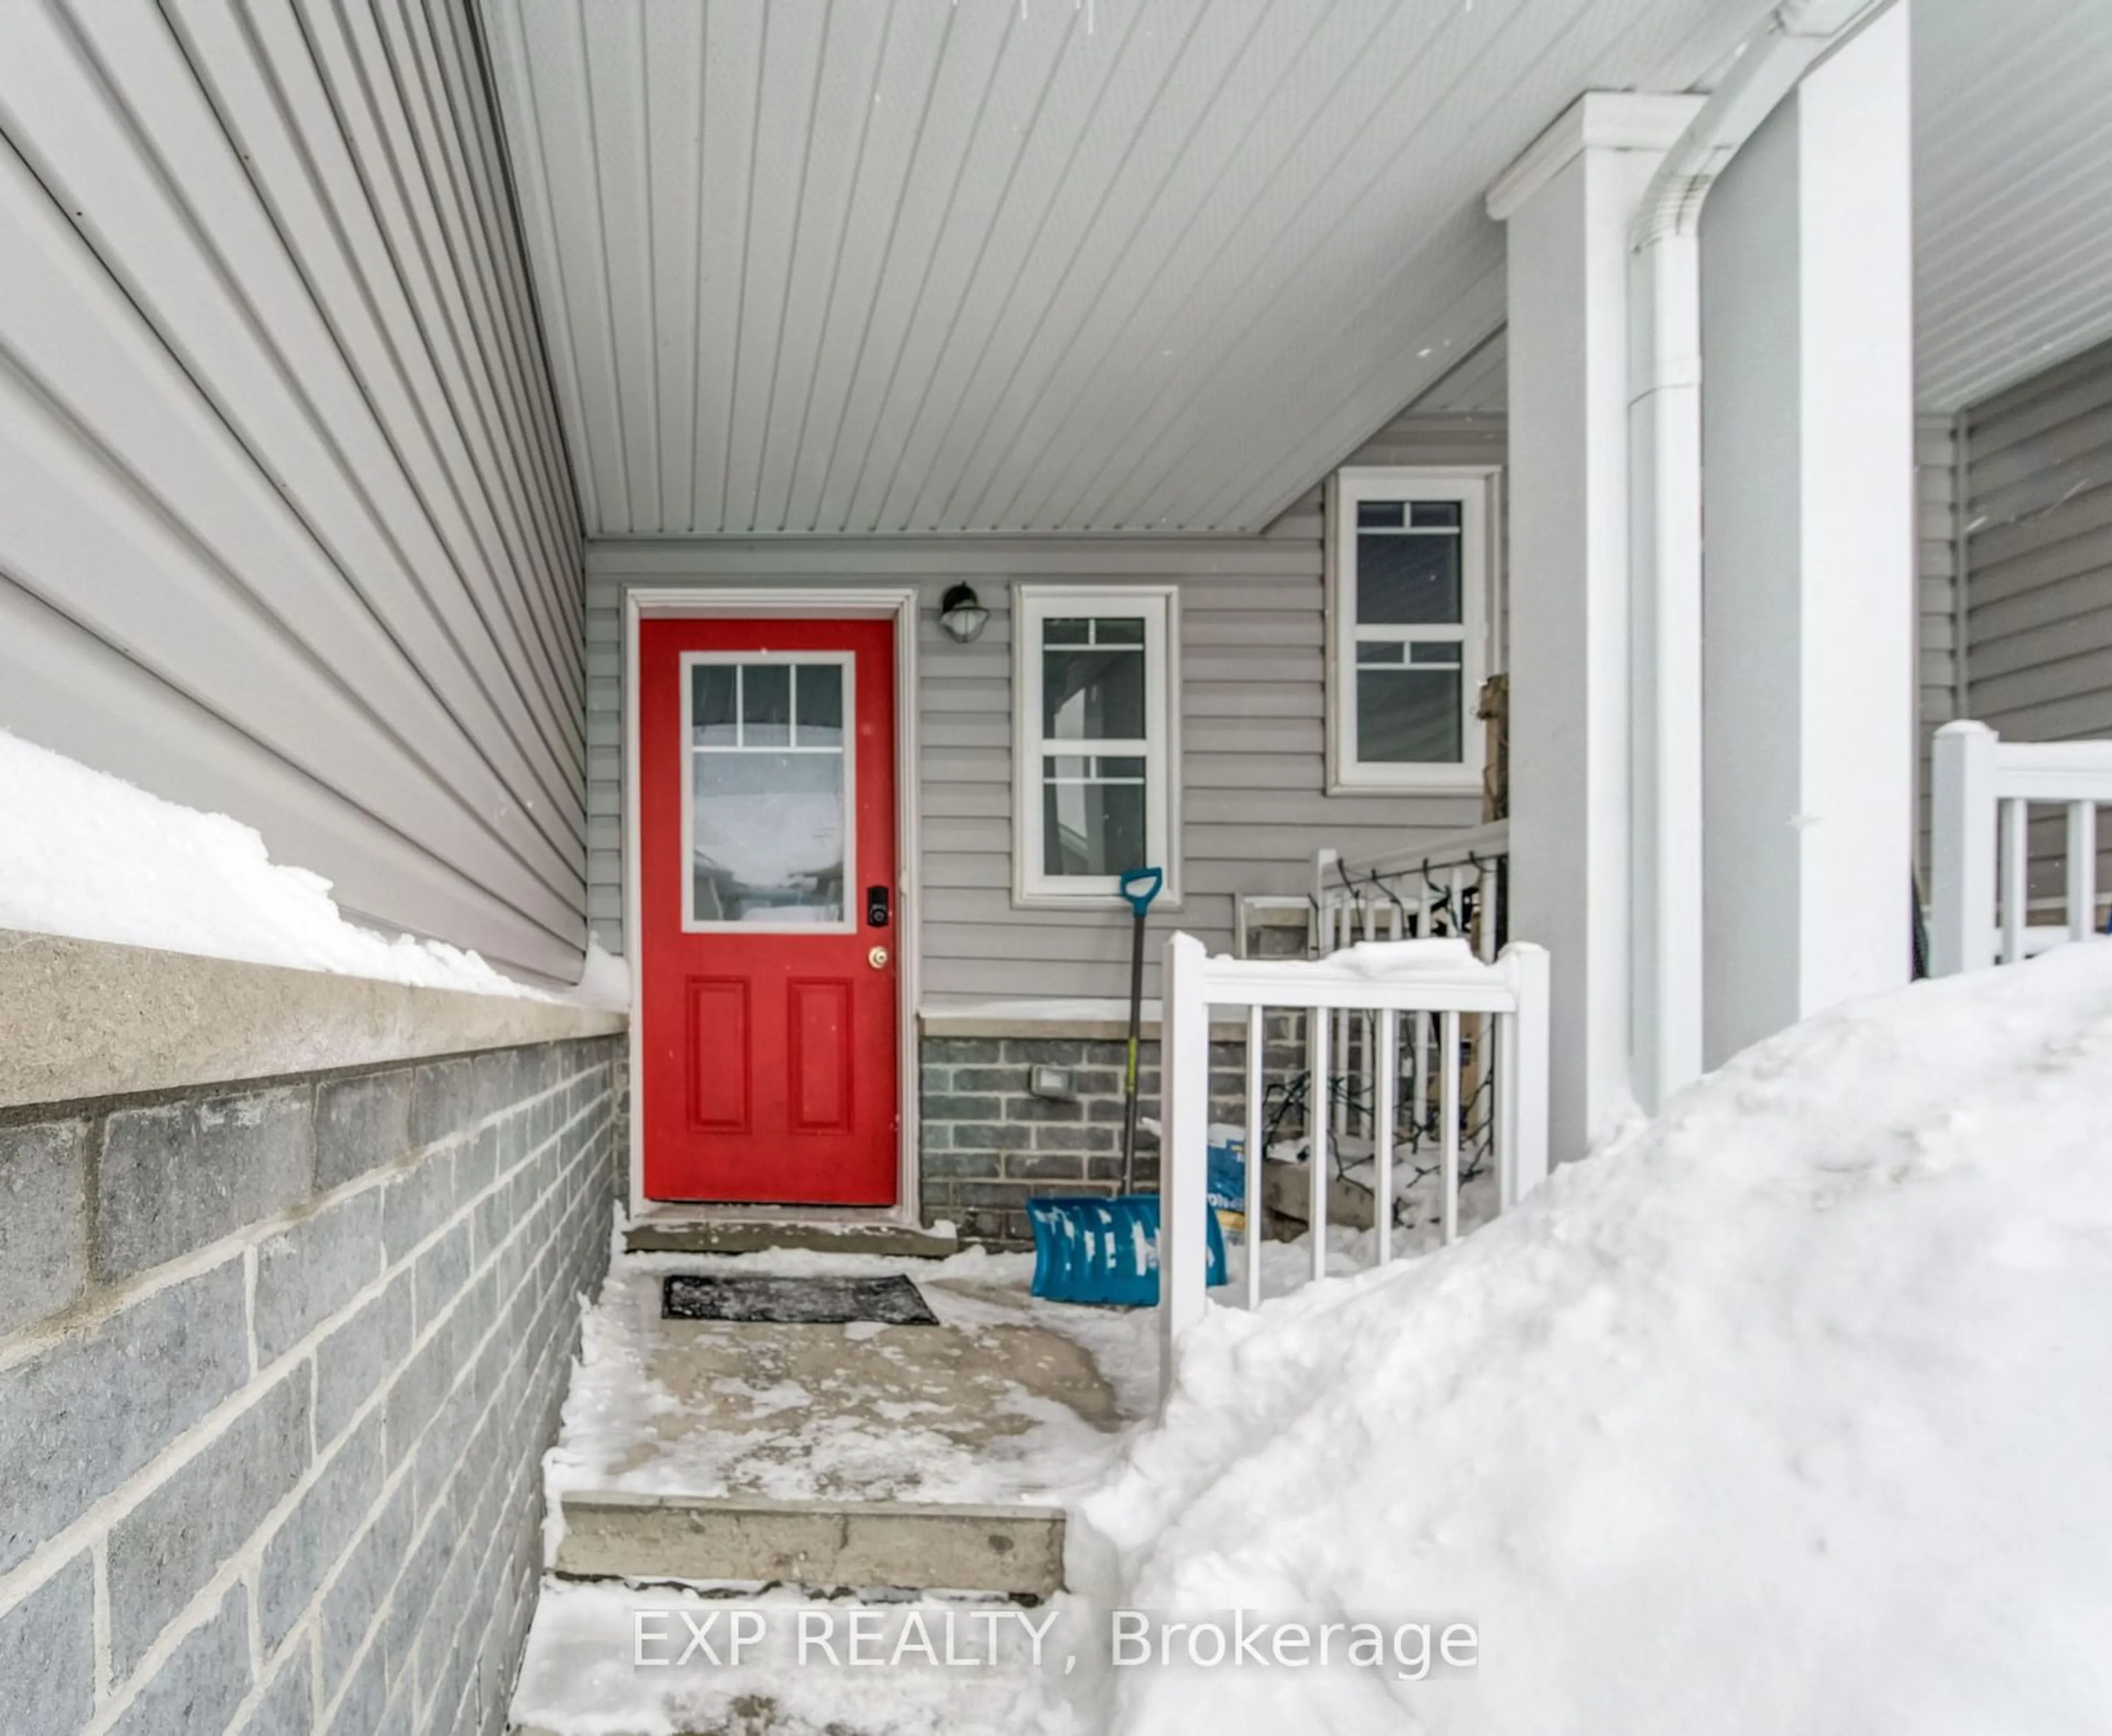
1625 0 1895 1108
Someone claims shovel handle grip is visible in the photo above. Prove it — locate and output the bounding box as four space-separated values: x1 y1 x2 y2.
1119 866 1164 919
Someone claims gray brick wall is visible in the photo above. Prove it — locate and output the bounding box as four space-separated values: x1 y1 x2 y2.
919 1019 1306 1246
0 1034 625 1736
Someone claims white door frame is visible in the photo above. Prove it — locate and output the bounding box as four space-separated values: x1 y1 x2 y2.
624 585 923 1224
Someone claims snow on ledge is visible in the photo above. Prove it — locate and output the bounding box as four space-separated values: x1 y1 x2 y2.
0 729 554 998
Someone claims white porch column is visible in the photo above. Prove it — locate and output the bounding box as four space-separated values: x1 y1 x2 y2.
1487 95 1699 1163
1699 7 1916 1063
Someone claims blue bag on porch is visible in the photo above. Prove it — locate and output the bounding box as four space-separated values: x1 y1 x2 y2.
1206 1139 1246 1236
1026 1194 1226 1308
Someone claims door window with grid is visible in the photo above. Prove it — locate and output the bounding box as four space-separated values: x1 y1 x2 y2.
681 654 854 929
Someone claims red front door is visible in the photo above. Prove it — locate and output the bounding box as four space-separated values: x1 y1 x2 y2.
639 618 899 1205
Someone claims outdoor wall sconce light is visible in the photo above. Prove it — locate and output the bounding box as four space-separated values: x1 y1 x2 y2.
938 583 990 643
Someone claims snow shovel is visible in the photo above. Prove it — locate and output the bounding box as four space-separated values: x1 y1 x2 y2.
1028 867 1225 1305
1115 865 1163 1192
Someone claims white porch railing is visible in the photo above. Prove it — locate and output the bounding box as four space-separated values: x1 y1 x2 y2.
1930 721 2112 975
1157 930 1550 1367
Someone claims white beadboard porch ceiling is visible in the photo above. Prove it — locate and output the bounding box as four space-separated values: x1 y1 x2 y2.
479 0 1756 536
1409 0 2112 420
1913 0 2112 414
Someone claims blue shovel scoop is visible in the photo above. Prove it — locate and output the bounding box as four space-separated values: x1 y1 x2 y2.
1027 867 1225 1304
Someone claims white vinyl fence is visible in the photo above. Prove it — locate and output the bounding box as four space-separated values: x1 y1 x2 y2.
1930 721 2112 975
1157 930 1550 1372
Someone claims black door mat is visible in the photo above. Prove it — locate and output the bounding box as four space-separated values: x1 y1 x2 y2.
662 1272 939 1326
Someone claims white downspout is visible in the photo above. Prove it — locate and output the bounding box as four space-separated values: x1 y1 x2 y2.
1625 0 1895 1108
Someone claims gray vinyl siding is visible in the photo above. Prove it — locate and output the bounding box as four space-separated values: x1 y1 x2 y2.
1958 335 2112 902
1916 413 1962 877
585 395 1971 997
1341 408 1508 471
585 417 1498 1003
0 0 586 983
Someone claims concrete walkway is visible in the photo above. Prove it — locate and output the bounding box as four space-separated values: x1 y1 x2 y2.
609 1301 1116 1490
513 1245 1145 1733
546 1254 1145 1507
553 1279 1125 1592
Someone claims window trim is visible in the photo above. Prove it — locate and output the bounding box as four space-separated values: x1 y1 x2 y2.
1326 465 1500 795
1011 584 1181 909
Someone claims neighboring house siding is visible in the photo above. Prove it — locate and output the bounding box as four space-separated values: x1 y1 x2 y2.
1958 336 2112 901
586 409 1501 1003
0 1 586 982
1962 338 2112 737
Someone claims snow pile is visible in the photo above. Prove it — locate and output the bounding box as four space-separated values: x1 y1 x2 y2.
1332 935 1480 977
571 937 632 1011
1085 942 2112 1735
0 728 542 996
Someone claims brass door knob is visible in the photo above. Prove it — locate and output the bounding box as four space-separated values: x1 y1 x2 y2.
868 946 889 969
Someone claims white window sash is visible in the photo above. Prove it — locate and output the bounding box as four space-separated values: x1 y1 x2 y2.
1327 467 1497 795
1012 585 1180 907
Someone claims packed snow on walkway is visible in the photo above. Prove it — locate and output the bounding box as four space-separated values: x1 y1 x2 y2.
1082 940 2112 1735
538 1227 1398 1529
518 1231 1392 1735
0 727 557 995
517 1240 1146 1736
542 1239 1185 1514
516 945 2112 1734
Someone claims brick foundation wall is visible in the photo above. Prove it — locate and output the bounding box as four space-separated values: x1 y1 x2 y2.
919 1021 1307 1246
0 1035 624 1736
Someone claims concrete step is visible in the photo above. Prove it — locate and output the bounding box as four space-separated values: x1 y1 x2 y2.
624 1215 963 1259
510 1575 1082 1736
554 1491 1066 1596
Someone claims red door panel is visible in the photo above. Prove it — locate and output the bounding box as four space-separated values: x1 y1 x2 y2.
788 979 855 1133
686 979 750 1131
640 618 899 1205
